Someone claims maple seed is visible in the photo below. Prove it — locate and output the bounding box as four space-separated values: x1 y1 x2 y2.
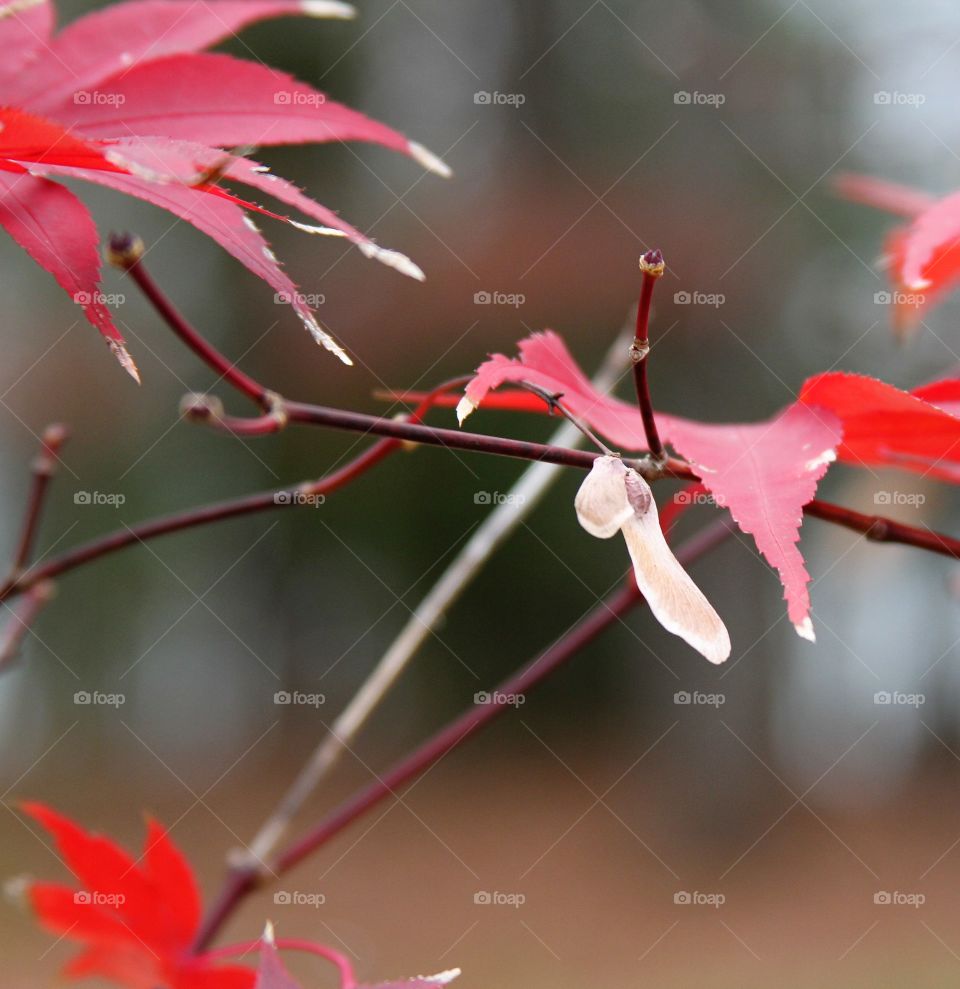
575 455 731 664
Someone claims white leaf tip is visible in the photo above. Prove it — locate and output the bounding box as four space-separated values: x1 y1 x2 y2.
455 395 477 425
359 241 425 281
408 141 453 178
108 340 141 384
300 0 356 18
795 616 816 642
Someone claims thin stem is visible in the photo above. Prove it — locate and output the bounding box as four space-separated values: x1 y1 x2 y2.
631 249 666 462
0 582 55 672
805 499 960 555
235 332 632 873
9 424 68 576
109 233 269 407
193 516 735 952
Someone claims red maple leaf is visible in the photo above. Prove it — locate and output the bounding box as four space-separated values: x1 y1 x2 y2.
834 172 960 336
20 802 255 989
0 0 449 379
448 330 841 641
19 804 464 989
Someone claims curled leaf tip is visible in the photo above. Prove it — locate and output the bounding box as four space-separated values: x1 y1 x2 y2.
108 340 141 383
794 616 816 643
300 0 356 17
358 241 426 281
455 395 477 425
408 141 453 178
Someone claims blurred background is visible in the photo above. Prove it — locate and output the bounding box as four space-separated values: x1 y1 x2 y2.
5 0 960 985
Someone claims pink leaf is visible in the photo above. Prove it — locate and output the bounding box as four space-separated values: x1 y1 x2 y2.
663 406 839 640
106 136 425 279
458 331 842 638
5 0 354 112
32 159 353 364
0 0 54 82
0 169 138 379
833 173 933 218
834 174 960 336
45 52 451 176
800 371 960 480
